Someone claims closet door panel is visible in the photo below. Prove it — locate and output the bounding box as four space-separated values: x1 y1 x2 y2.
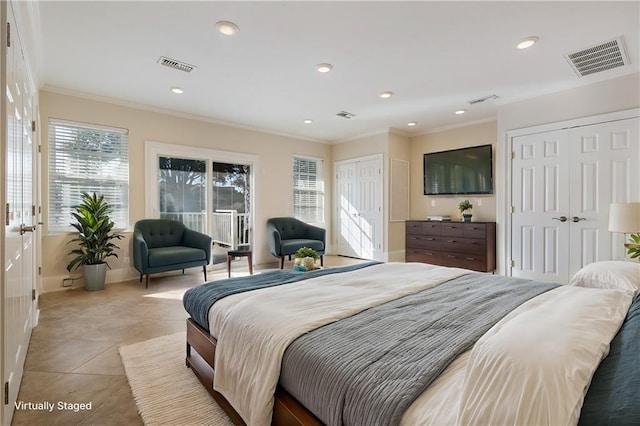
511 130 570 282
569 117 640 275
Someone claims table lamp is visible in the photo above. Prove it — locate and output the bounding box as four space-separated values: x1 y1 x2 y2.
608 202 640 260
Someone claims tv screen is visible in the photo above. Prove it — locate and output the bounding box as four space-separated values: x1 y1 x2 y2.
423 145 493 195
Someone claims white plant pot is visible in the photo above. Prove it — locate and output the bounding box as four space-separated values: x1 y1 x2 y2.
83 263 107 291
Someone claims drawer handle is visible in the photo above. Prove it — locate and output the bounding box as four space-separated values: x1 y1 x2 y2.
465 257 477 261
447 255 456 258
447 240 455 243
426 238 435 241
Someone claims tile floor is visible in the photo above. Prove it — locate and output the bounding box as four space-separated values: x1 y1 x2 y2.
12 255 365 426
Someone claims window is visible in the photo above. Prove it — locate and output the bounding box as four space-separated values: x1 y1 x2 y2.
293 156 324 223
48 119 129 232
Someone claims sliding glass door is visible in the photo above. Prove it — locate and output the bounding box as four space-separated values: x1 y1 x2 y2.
146 142 256 250
158 157 207 233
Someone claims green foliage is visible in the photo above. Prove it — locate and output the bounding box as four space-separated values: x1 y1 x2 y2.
458 200 473 213
66 192 124 271
295 247 319 260
625 233 640 259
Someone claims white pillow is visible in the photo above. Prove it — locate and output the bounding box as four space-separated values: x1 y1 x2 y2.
569 261 640 290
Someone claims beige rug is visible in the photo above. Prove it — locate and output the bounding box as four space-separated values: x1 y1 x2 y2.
119 332 234 426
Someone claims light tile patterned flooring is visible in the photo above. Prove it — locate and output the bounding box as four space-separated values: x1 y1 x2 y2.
12 255 365 426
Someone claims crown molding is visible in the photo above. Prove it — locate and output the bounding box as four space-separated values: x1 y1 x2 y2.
413 117 497 137
40 85 329 144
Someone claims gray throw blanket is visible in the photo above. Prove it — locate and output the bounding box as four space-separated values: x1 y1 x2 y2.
280 273 557 426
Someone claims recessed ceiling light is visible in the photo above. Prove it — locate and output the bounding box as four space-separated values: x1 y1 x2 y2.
407 121 417 127
171 87 184 94
455 109 466 115
315 63 333 73
379 91 394 99
517 36 539 49
216 21 239 36
303 119 313 124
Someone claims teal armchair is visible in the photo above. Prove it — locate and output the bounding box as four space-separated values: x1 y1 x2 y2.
267 217 325 269
133 219 212 288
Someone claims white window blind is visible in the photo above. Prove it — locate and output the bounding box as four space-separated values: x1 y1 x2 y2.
293 156 324 223
48 119 129 232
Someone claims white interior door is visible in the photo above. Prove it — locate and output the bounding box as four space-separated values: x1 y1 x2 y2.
357 158 382 259
3 5 36 422
511 130 570 282
568 118 640 272
335 156 383 260
511 117 640 283
336 162 359 257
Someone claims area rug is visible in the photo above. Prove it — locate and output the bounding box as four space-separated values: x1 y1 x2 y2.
119 332 234 426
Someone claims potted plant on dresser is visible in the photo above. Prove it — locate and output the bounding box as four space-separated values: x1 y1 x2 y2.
458 199 473 222
66 192 123 291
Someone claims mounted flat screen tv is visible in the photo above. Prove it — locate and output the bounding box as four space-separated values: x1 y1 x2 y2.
423 144 493 195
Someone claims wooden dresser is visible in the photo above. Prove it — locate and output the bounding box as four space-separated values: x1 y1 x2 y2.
405 221 496 272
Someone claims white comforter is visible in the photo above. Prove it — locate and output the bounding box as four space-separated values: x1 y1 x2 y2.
208 263 633 426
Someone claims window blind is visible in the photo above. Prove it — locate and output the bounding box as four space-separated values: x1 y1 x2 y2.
293 156 324 223
48 119 129 232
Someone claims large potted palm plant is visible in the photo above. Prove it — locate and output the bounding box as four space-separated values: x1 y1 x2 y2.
66 192 123 291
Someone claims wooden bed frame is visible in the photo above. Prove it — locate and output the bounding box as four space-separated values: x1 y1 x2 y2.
185 318 322 426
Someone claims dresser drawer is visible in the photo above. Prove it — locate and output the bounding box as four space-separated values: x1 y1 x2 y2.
406 235 441 250
440 237 485 255
439 251 486 272
406 249 442 264
441 222 464 237
422 221 442 235
405 221 424 234
464 223 487 238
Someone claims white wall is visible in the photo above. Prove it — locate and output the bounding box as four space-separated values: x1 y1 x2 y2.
39 90 332 292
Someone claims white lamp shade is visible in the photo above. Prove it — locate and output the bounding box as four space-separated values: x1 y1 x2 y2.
608 203 640 233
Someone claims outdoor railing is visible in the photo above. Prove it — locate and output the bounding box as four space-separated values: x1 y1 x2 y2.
212 210 250 250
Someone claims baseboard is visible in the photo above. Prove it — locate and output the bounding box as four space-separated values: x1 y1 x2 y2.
41 266 139 293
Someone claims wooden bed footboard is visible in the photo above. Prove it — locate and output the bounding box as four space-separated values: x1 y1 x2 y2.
185 318 322 426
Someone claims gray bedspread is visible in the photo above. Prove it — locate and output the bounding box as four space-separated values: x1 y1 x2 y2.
280 273 557 426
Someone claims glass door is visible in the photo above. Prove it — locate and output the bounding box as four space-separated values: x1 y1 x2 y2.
158 156 207 233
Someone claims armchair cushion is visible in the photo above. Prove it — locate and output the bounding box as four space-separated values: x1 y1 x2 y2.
148 246 207 268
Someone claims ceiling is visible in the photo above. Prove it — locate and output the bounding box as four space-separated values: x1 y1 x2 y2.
34 1 639 143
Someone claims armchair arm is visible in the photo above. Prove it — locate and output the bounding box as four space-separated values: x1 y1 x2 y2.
266 222 282 256
183 228 212 263
132 230 149 273
305 223 326 248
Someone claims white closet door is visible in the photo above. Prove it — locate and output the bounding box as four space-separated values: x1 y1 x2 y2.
511 130 571 282
511 117 639 283
335 156 383 260
357 158 382 259
569 118 640 272
336 162 359 257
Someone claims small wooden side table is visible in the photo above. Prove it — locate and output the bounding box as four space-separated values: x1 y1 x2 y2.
227 249 253 278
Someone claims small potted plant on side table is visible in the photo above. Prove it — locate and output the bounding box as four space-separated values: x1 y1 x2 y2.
293 247 320 271
458 200 473 222
66 192 123 291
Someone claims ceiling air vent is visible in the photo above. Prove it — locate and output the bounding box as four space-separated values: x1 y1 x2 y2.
157 56 196 73
468 94 499 105
564 37 629 77
336 111 357 119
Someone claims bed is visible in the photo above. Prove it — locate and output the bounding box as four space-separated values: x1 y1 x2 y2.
182 261 640 426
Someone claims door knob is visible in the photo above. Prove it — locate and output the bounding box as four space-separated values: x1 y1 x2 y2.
20 224 36 235
552 216 568 222
571 216 586 223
